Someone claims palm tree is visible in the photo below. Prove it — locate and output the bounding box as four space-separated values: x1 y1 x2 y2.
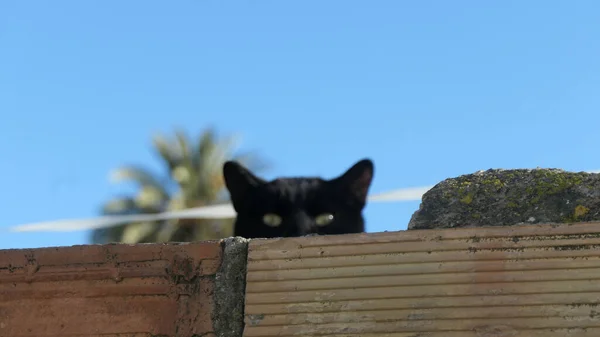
90 127 268 244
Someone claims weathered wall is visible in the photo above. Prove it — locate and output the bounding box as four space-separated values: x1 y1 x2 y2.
244 222 600 336
3 222 600 336
0 241 223 336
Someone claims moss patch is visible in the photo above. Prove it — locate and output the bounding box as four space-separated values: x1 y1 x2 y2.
575 205 590 219
460 193 474 205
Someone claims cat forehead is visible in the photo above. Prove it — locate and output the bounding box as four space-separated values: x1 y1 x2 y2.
258 177 327 197
266 177 325 189
259 178 327 203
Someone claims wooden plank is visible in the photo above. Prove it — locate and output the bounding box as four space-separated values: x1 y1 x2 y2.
245 304 600 326
246 267 600 293
248 221 600 249
246 292 600 315
247 244 600 271
244 316 600 336
247 304 600 326
248 236 600 261
244 222 600 336
240 329 600 337
246 279 600 304
246 256 600 282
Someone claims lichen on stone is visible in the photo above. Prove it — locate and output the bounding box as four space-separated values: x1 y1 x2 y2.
460 192 474 205
408 168 600 230
575 205 590 218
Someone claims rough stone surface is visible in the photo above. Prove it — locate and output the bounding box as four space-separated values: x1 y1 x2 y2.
408 168 600 230
213 237 250 337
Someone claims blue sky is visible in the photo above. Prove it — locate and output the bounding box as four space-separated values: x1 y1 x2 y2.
1 1 600 249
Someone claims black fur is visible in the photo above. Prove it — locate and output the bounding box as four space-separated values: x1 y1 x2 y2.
223 159 374 239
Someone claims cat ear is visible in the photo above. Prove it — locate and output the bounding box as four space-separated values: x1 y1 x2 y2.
223 161 266 208
334 158 374 204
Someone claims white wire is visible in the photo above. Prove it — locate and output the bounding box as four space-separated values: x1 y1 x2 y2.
367 185 434 202
10 204 236 232
10 167 600 233
9 185 431 233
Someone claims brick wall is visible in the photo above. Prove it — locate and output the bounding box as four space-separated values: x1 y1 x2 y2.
2 222 600 336
0 241 223 336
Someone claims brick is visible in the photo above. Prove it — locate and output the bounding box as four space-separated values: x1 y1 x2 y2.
0 296 177 335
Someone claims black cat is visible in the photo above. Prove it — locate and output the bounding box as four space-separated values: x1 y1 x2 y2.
223 159 374 239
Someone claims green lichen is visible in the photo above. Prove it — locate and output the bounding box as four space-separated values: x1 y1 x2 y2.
560 205 592 224
574 205 590 219
481 176 505 190
460 192 474 204
456 181 472 196
526 170 585 205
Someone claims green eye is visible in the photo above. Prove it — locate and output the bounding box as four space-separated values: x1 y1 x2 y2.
315 213 334 226
262 213 282 227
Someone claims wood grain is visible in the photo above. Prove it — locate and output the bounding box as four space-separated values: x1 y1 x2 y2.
244 222 600 336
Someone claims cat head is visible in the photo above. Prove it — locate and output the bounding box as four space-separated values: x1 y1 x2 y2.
223 159 374 239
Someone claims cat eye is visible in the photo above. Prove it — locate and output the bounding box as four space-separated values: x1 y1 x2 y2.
262 213 283 227
315 213 334 226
